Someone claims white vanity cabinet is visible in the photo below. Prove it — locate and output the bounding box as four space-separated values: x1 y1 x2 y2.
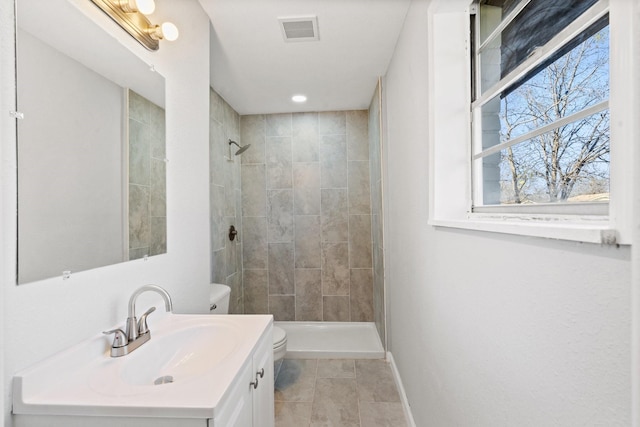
13 314 274 427
213 328 274 427
251 333 275 427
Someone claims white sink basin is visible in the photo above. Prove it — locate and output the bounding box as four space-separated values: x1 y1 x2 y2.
13 313 272 419
90 317 240 396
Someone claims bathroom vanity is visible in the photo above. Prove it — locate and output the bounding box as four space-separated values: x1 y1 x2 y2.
13 313 274 427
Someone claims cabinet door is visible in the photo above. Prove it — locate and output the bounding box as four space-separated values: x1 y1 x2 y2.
252 330 274 427
215 361 253 427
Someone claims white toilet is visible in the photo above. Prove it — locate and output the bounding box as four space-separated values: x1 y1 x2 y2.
209 283 287 362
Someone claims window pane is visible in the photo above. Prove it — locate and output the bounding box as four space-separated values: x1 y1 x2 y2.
486 111 610 205
476 22 609 207
478 0 600 94
478 24 609 148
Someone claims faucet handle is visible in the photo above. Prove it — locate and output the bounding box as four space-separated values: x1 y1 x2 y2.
137 306 157 336
103 329 127 348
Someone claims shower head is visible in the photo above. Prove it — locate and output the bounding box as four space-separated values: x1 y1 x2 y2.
229 140 251 156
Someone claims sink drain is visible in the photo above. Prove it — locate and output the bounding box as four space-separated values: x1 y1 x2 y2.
154 375 174 385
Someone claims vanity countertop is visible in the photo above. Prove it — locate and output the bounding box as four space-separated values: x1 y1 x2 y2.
13 313 273 419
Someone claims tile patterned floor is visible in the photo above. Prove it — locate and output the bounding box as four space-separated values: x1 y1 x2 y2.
274 358 408 427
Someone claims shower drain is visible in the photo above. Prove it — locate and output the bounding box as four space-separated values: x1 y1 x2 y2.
154 375 174 385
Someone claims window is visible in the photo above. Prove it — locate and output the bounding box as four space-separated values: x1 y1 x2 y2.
427 0 636 244
471 0 610 214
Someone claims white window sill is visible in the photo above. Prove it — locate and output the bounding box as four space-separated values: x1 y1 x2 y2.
429 215 620 245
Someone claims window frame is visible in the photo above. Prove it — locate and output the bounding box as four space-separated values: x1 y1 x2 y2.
427 0 635 245
471 0 610 214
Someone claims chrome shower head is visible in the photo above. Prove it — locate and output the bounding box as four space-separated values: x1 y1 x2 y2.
229 140 251 156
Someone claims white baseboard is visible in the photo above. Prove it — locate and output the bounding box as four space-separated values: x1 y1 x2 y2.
387 351 417 427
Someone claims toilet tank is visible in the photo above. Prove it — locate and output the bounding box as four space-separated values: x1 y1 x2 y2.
209 284 231 314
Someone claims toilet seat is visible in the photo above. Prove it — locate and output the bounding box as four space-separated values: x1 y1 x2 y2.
273 326 287 348
272 326 287 361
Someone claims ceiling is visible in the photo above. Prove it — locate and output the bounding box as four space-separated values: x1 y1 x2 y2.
199 0 412 115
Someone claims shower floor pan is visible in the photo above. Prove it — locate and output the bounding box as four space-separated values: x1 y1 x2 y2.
274 321 384 359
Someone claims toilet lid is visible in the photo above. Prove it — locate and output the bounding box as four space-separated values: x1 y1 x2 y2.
273 326 286 346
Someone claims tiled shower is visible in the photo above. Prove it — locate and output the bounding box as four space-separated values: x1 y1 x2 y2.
240 109 374 323
210 86 386 345
128 90 167 261
209 89 244 314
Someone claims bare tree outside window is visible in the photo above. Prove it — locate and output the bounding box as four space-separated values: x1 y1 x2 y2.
498 25 609 204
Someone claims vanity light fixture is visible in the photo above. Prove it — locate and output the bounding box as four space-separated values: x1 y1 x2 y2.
90 0 179 51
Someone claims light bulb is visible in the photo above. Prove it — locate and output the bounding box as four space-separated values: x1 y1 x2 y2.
160 22 179 41
150 22 179 41
120 0 155 14
292 95 307 103
135 0 155 15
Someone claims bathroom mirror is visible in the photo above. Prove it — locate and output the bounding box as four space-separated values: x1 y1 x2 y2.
16 0 166 284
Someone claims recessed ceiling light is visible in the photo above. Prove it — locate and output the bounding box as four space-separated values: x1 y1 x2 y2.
292 94 307 103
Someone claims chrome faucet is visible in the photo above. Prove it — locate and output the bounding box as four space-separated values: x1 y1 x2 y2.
103 284 173 357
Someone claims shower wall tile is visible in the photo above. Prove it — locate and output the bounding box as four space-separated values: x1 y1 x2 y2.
269 295 295 321
212 248 226 284
323 296 350 322
295 215 321 268
127 90 167 259
293 112 319 162
150 159 166 217
224 157 238 218
267 113 292 137
242 216 268 269
235 189 243 230
149 217 166 256
295 269 322 321
349 215 372 268
269 243 295 295
225 221 238 276
236 242 244 277
350 269 374 322
268 189 294 242
319 111 346 135
210 89 243 300
227 272 243 314
210 184 225 251
241 109 376 323
293 163 321 215
129 247 148 261
241 164 266 217
321 189 348 243
321 242 350 295
210 88 224 124
240 115 266 164
266 136 293 189
129 90 150 123
150 104 166 158
128 90 166 260
347 110 369 161
348 161 371 215
129 184 150 249
224 101 240 141
210 119 225 186
320 135 348 189
244 269 268 314
129 119 151 186
225 185 236 218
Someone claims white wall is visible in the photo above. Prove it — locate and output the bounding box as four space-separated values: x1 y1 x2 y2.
1 1 212 425
384 0 633 425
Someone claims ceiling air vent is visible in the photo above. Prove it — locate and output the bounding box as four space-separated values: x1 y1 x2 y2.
278 16 319 42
